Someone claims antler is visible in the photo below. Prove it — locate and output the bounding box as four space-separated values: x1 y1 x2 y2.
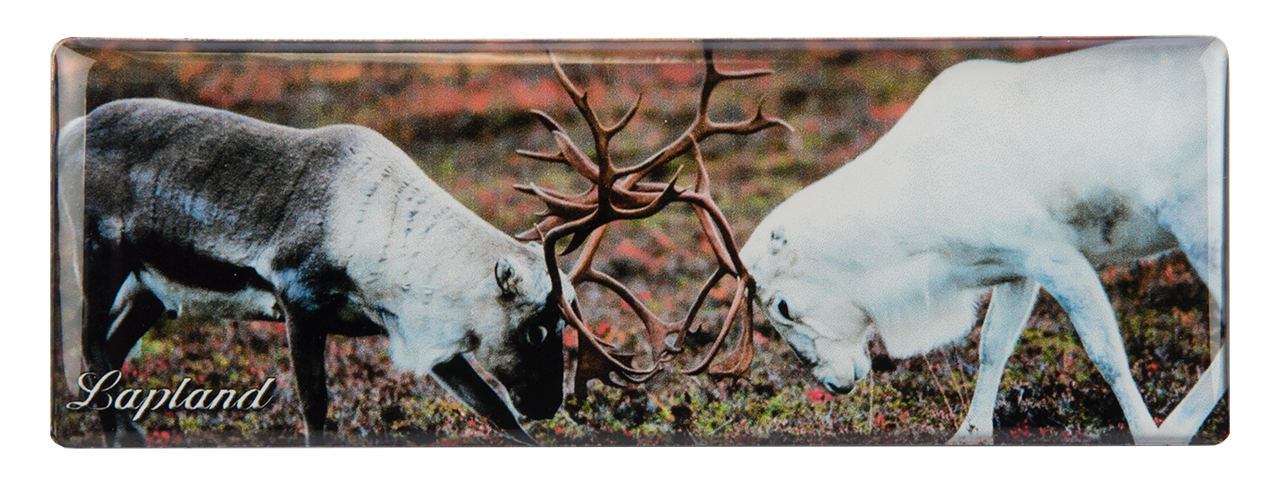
515 47 792 387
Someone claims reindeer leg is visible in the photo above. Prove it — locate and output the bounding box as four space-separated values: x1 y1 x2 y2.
1025 248 1164 444
82 233 146 447
1155 201 1226 443
948 279 1040 445
282 309 330 447
1158 341 1227 442
93 275 167 445
1152 188 1227 443
431 354 537 446
105 275 166 369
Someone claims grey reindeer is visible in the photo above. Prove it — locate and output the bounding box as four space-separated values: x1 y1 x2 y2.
61 98 573 446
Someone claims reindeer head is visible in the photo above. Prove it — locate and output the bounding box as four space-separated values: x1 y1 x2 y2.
742 220 874 394
375 237 574 422
469 248 576 420
743 188 986 395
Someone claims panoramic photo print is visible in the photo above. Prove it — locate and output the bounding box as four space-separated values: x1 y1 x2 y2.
52 37 1227 447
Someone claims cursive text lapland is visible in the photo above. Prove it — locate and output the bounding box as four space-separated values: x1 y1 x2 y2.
66 371 277 422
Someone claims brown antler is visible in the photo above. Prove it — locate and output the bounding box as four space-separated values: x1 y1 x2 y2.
515 47 792 386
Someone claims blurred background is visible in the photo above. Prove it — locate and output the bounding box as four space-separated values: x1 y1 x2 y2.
52 38 1225 446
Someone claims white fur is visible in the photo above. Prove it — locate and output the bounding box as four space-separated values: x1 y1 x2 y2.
742 38 1227 445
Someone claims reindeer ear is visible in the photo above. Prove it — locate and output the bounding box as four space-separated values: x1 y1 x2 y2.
768 226 787 255
495 257 523 298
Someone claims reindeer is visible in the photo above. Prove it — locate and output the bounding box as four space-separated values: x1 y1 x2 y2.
741 37 1227 444
60 98 572 446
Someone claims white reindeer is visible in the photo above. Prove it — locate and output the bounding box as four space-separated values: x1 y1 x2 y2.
741 38 1227 444
60 98 573 446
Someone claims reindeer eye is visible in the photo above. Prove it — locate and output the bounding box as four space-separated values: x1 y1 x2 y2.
777 299 794 321
524 325 549 345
